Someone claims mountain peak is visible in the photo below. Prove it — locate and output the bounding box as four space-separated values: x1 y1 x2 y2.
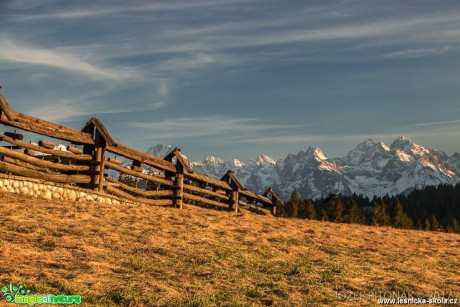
204 155 224 164
305 147 328 161
256 154 276 165
146 144 174 158
390 136 413 150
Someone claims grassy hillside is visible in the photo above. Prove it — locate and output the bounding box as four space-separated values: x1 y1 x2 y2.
0 192 459 306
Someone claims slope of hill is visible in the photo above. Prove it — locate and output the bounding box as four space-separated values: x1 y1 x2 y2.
145 137 460 200
0 193 459 306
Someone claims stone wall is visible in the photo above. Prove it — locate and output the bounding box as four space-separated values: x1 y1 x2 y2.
0 174 126 205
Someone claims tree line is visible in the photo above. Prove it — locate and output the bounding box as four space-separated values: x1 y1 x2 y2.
277 183 460 233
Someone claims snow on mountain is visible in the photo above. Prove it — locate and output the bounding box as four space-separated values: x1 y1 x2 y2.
131 137 459 201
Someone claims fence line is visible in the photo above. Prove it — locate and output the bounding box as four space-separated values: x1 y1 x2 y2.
0 92 284 214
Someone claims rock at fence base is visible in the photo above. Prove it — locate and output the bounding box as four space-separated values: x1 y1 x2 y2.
51 186 57 192
57 188 64 195
42 190 52 200
106 198 112 205
86 195 94 202
77 197 86 203
4 180 9 186
68 190 77 201
32 184 39 191
12 181 19 188
28 191 34 197
52 192 60 199
0 180 3 188
19 187 29 195
112 200 120 205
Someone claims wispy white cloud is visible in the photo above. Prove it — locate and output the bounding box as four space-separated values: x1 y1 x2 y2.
385 46 457 59
17 0 249 20
130 116 306 139
27 98 167 122
408 119 460 127
0 38 134 80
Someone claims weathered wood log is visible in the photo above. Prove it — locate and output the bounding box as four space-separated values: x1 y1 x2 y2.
174 173 184 208
0 146 90 172
0 111 94 145
106 144 176 173
4 132 23 140
231 191 239 212
184 171 232 191
183 192 228 209
97 147 106 192
23 149 37 157
240 189 273 205
105 185 174 206
0 161 91 183
183 183 230 200
104 160 175 187
0 134 92 161
1 156 46 172
105 176 174 197
107 157 121 164
38 140 55 149
66 146 83 154
0 93 18 121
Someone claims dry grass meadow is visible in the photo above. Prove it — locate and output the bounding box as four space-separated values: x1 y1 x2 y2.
0 191 459 306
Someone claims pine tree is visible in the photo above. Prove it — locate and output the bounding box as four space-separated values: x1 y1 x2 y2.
323 194 344 223
320 208 328 221
452 218 460 234
286 190 301 218
343 197 364 224
430 214 442 231
303 199 316 220
371 201 390 226
391 198 413 229
424 217 431 231
415 218 422 230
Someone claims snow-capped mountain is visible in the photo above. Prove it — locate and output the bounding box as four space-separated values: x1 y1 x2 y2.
140 137 459 200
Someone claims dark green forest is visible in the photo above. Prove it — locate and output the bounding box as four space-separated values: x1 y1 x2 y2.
277 184 460 233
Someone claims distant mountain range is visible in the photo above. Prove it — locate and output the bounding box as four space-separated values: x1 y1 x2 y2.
140 137 460 201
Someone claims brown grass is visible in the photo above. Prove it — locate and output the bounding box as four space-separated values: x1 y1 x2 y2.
0 191 459 306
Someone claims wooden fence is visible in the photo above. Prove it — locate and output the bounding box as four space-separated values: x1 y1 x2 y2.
0 93 284 214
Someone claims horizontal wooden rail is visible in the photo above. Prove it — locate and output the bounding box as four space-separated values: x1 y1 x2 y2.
0 161 91 183
105 160 175 187
184 171 232 191
183 183 230 200
106 144 176 173
183 192 229 209
105 176 174 197
240 189 273 205
105 185 173 206
0 146 90 172
238 200 271 215
1 156 47 172
0 134 93 161
0 112 94 145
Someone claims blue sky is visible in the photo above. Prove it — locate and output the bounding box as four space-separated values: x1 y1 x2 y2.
1 0 460 161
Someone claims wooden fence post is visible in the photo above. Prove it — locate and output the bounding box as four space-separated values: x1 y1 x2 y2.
174 173 184 209
93 130 106 191
230 190 239 212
